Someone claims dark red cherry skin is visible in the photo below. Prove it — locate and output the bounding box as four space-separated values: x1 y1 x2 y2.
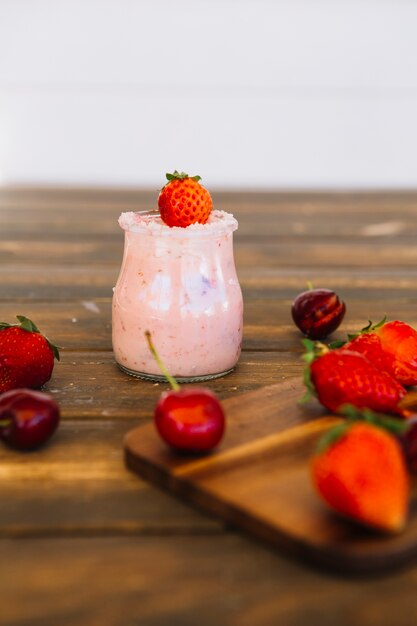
291 288 346 340
154 387 225 452
401 417 417 473
0 388 60 450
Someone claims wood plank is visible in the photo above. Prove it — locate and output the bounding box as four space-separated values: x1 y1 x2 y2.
2 187 417 212
2 188 417 619
241 268 417 296
0 419 222 537
44 351 303 420
1 534 417 626
3 207 417 238
2 298 417 352
2 189 417 245
125 379 417 574
3 238 417 268
3 265 417 300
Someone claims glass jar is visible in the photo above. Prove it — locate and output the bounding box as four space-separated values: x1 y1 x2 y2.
112 209 243 382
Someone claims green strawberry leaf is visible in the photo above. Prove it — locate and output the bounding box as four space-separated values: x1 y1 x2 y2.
301 339 328 365
165 171 201 183
315 422 350 455
367 316 387 332
328 340 346 349
303 361 315 388
346 316 388 342
301 338 317 365
0 315 61 361
47 339 61 361
166 170 187 181
360 319 374 333
300 339 327 402
299 388 313 404
339 404 409 436
16 315 40 333
315 405 409 456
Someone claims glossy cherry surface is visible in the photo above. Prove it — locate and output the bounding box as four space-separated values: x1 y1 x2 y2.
154 386 225 452
0 388 60 450
401 417 417 473
291 288 346 339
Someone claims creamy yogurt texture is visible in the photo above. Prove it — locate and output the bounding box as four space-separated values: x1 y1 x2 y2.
112 210 243 379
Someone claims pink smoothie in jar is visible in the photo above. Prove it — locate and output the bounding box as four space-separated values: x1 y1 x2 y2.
112 209 243 381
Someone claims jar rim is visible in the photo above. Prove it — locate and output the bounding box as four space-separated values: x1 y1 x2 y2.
118 209 238 238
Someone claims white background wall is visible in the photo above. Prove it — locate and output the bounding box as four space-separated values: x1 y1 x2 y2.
1 0 417 189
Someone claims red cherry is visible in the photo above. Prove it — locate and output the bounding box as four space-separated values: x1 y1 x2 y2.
291 287 346 340
155 387 225 452
401 417 417 473
0 388 60 450
145 331 225 452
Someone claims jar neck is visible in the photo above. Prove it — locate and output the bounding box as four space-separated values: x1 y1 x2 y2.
124 229 234 256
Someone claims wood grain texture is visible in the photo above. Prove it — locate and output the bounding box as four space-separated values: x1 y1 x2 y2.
2 298 417 351
3 264 417 301
0 419 222 537
3 533 417 626
124 379 417 574
2 188 417 623
3 238 417 268
42 351 302 419
5 532 417 626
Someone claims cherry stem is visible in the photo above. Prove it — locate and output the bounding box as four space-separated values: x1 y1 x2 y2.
307 281 314 290
0 419 11 428
145 331 180 391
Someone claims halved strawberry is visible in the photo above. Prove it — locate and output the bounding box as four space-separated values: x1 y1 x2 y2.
341 319 417 386
343 332 396 377
375 320 417 386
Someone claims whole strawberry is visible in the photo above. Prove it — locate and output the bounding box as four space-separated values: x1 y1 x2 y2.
0 316 60 393
303 341 406 415
158 170 213 228
311 421 409 532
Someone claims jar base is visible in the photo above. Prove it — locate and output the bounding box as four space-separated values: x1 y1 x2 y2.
116 362 235 383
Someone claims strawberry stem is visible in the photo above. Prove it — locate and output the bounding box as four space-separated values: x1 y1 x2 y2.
145 331 180 391
348 316 388 341
328 340 346 349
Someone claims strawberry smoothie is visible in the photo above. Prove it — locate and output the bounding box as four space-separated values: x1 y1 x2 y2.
112 209 243 381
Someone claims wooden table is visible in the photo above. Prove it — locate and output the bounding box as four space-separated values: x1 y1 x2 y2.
1 188 417 625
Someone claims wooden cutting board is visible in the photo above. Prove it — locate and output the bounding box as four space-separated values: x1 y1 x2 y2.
124 378 417 575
